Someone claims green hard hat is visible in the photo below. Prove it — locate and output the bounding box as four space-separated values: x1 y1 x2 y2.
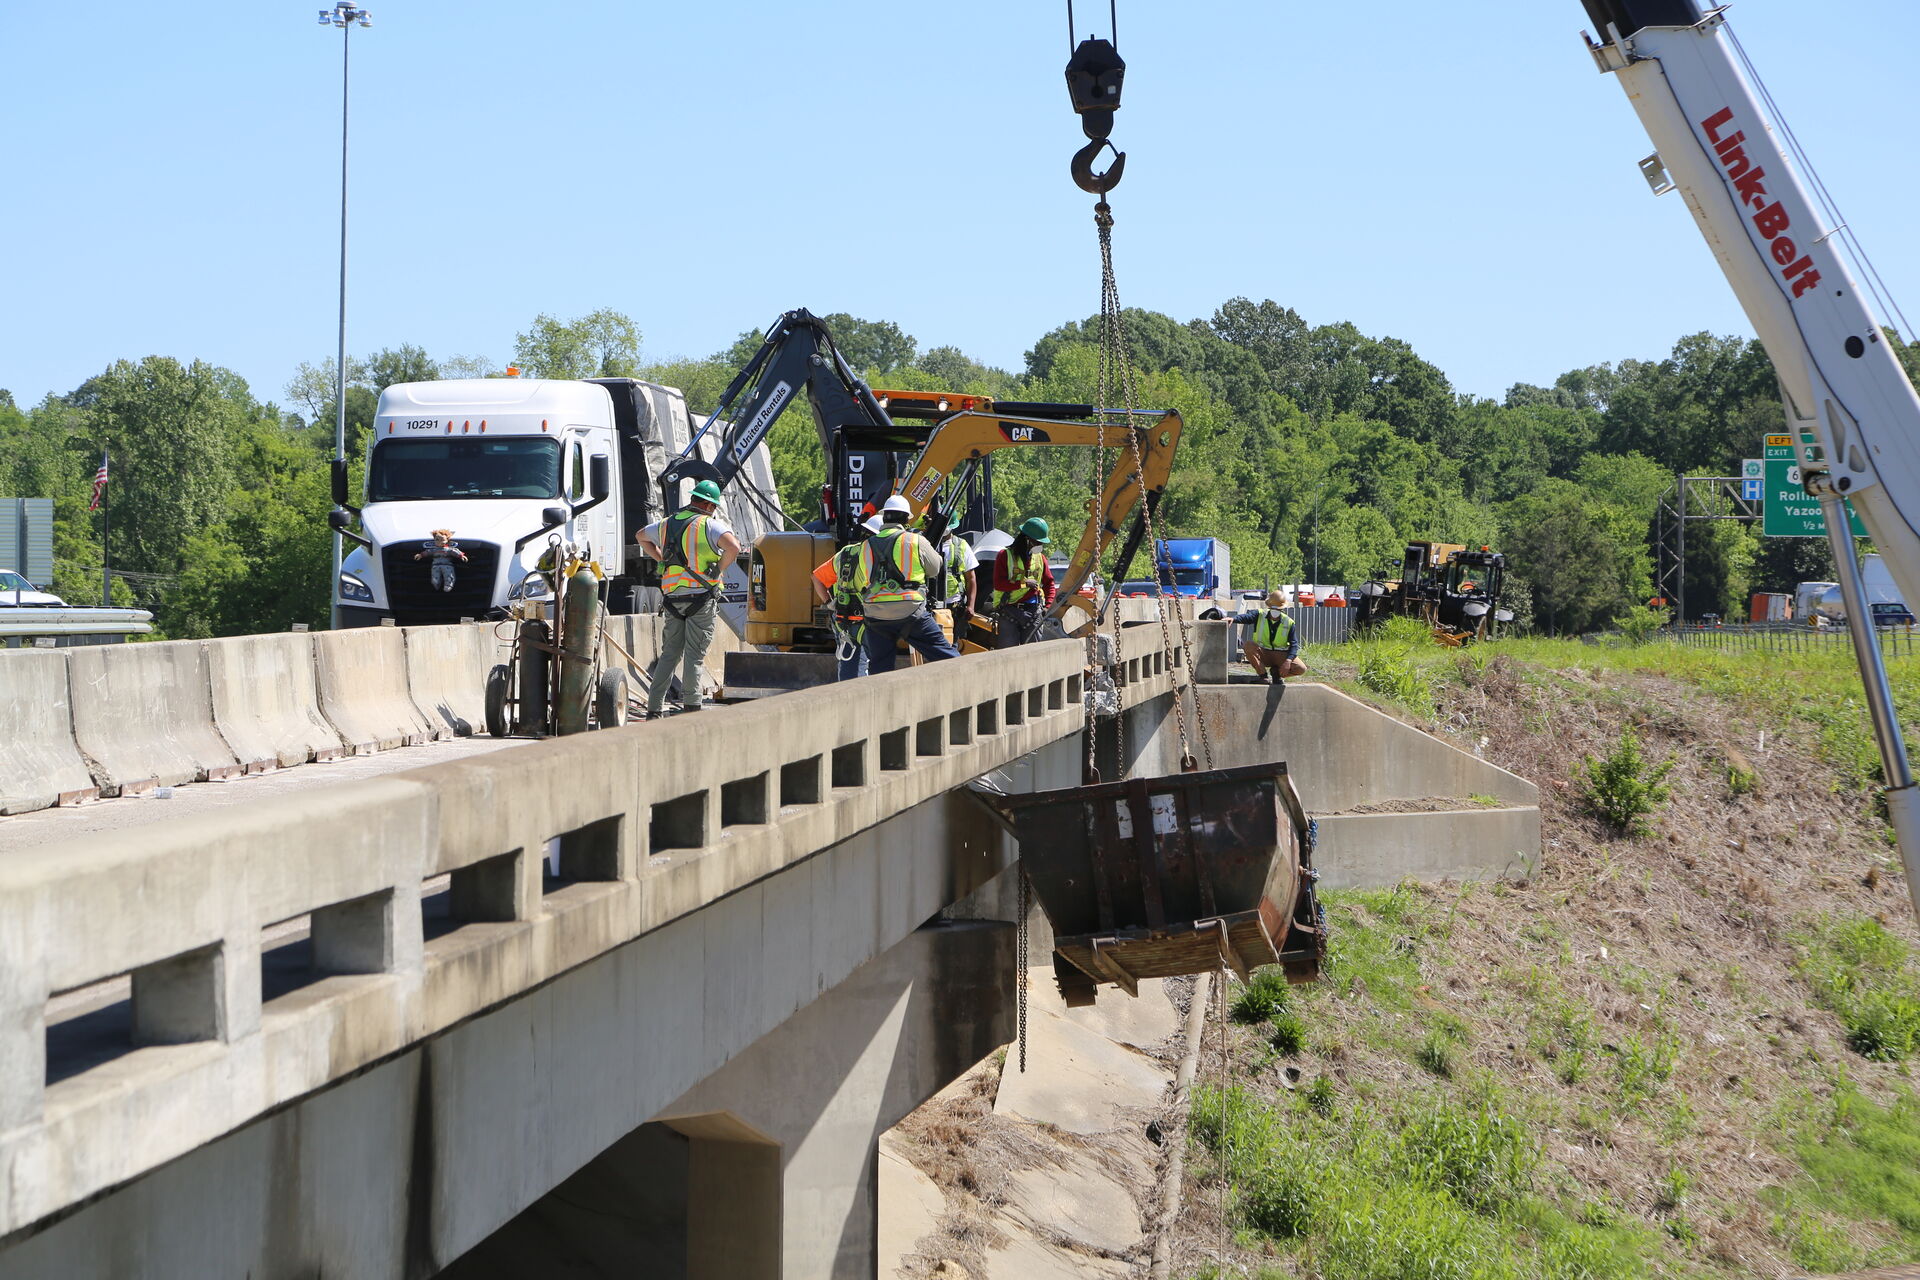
690 479 723 504
1018 517 1051 544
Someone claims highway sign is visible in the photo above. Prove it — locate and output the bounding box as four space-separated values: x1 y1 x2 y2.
1760 434 1867 538
1741 458 1763 480
1742 478 1763 502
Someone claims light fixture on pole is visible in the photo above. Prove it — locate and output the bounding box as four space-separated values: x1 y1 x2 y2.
319 2 371 628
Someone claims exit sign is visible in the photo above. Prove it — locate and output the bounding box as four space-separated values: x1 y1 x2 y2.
1761 435 1867 538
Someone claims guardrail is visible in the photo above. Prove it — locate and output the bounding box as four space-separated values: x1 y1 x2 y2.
0 634 1177 1237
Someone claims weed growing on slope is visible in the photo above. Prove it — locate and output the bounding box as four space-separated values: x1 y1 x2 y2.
1230 968 1293 1023
1353 616 1438 712
1796 916 1920 1061
1576 725 1675 837
1613 1031 1681 1112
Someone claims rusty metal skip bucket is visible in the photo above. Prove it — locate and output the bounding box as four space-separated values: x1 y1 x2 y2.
973 763 1323 1005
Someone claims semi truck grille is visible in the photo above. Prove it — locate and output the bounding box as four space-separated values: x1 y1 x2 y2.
379 541 500 622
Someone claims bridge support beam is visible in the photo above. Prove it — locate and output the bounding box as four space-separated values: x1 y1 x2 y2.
436 916 1014 1280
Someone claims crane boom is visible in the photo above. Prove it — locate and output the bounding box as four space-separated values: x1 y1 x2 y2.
1581 0 1918 907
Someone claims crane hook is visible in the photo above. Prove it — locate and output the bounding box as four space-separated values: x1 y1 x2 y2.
1065 32 1125 195
1072 137 1126 194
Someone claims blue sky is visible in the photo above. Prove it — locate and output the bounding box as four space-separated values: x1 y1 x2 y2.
4 0 1917 410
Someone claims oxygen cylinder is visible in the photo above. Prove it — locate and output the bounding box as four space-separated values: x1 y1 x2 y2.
555 566 601 735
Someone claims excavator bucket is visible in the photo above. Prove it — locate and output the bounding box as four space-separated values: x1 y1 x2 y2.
974 763 1323 1006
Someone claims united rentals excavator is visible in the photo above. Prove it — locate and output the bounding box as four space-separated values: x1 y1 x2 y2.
657 310 1187 690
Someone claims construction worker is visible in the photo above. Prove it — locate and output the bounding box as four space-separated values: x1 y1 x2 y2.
990 517 1056 648
852 495 960 673
927 516 980 636
636 478 741 716
812 514 883 681
1233 590 1305 682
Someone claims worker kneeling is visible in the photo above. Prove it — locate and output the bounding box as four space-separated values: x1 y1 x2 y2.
1237 591 1305 682
852 496 960 674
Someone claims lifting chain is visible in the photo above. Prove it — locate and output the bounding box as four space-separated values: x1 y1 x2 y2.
1093 200 1210 770
1016 863 1031 1074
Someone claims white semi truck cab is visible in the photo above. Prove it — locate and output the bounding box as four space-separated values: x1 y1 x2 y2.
333 378 623 627
330 376 782 629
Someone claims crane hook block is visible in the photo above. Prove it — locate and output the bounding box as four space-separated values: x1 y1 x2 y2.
1065 37 1125 141
1071 137 1126 195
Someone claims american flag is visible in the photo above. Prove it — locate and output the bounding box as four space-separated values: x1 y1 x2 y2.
88 452 109 511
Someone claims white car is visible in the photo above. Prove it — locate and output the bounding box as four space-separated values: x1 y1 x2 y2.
0 570 68 607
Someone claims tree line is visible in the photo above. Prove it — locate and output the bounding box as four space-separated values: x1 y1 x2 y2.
5 301 1906 638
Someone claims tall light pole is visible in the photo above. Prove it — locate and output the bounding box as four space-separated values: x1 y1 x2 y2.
319 2 371 626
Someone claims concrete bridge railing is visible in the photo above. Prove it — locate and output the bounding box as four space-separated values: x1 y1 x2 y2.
0 637 1176 1240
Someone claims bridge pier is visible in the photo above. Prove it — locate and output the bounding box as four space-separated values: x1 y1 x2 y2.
437 916 1014 1279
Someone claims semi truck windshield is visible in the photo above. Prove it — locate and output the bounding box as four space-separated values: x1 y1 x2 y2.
368 438 561 501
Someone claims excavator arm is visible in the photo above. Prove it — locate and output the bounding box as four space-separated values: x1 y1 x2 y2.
884 400 1183 616
660 309 925 539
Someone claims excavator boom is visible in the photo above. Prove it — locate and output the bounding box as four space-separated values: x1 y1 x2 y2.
882 398 1183 615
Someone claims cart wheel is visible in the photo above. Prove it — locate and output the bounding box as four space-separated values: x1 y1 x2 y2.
484 664 513 738
594 668 629 730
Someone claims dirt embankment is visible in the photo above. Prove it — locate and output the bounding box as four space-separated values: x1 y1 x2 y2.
887 654 1915 1277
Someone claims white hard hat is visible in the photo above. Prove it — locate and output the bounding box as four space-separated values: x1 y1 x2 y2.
881 495 913 516
862 515 885 535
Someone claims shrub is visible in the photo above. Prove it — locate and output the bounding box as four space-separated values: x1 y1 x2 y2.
1655 1166 1691 1210
1232 968 1293 1023
1614 605 1668 646
1353 616 1437 711
1613 1032 1679 1109
1188 1082 1276 1181
1305 1075 1337 1115
1239 1153 1319 1239
1575 725 1674 836
1845 990 1920 1061
1270 1008 1308 1055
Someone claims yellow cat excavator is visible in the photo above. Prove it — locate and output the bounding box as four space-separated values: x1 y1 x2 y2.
742 391 1182 662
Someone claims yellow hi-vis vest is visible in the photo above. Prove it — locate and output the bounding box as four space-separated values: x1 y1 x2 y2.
855 528 930 607
992 547 1046 608
660 510 722 594
1253 609 1294 652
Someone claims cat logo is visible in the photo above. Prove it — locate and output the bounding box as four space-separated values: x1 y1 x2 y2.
998 422 1051 443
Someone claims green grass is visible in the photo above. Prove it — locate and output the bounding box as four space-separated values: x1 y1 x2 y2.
1187 1078 1651 1280
1796 916 1920 1061
1319 632 1920 789
1319 884 1442 1011
1756 1086 1920 1270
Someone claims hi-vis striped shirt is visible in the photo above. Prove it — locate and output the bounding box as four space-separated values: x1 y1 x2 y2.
853 528 939 606
643 510 729 595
